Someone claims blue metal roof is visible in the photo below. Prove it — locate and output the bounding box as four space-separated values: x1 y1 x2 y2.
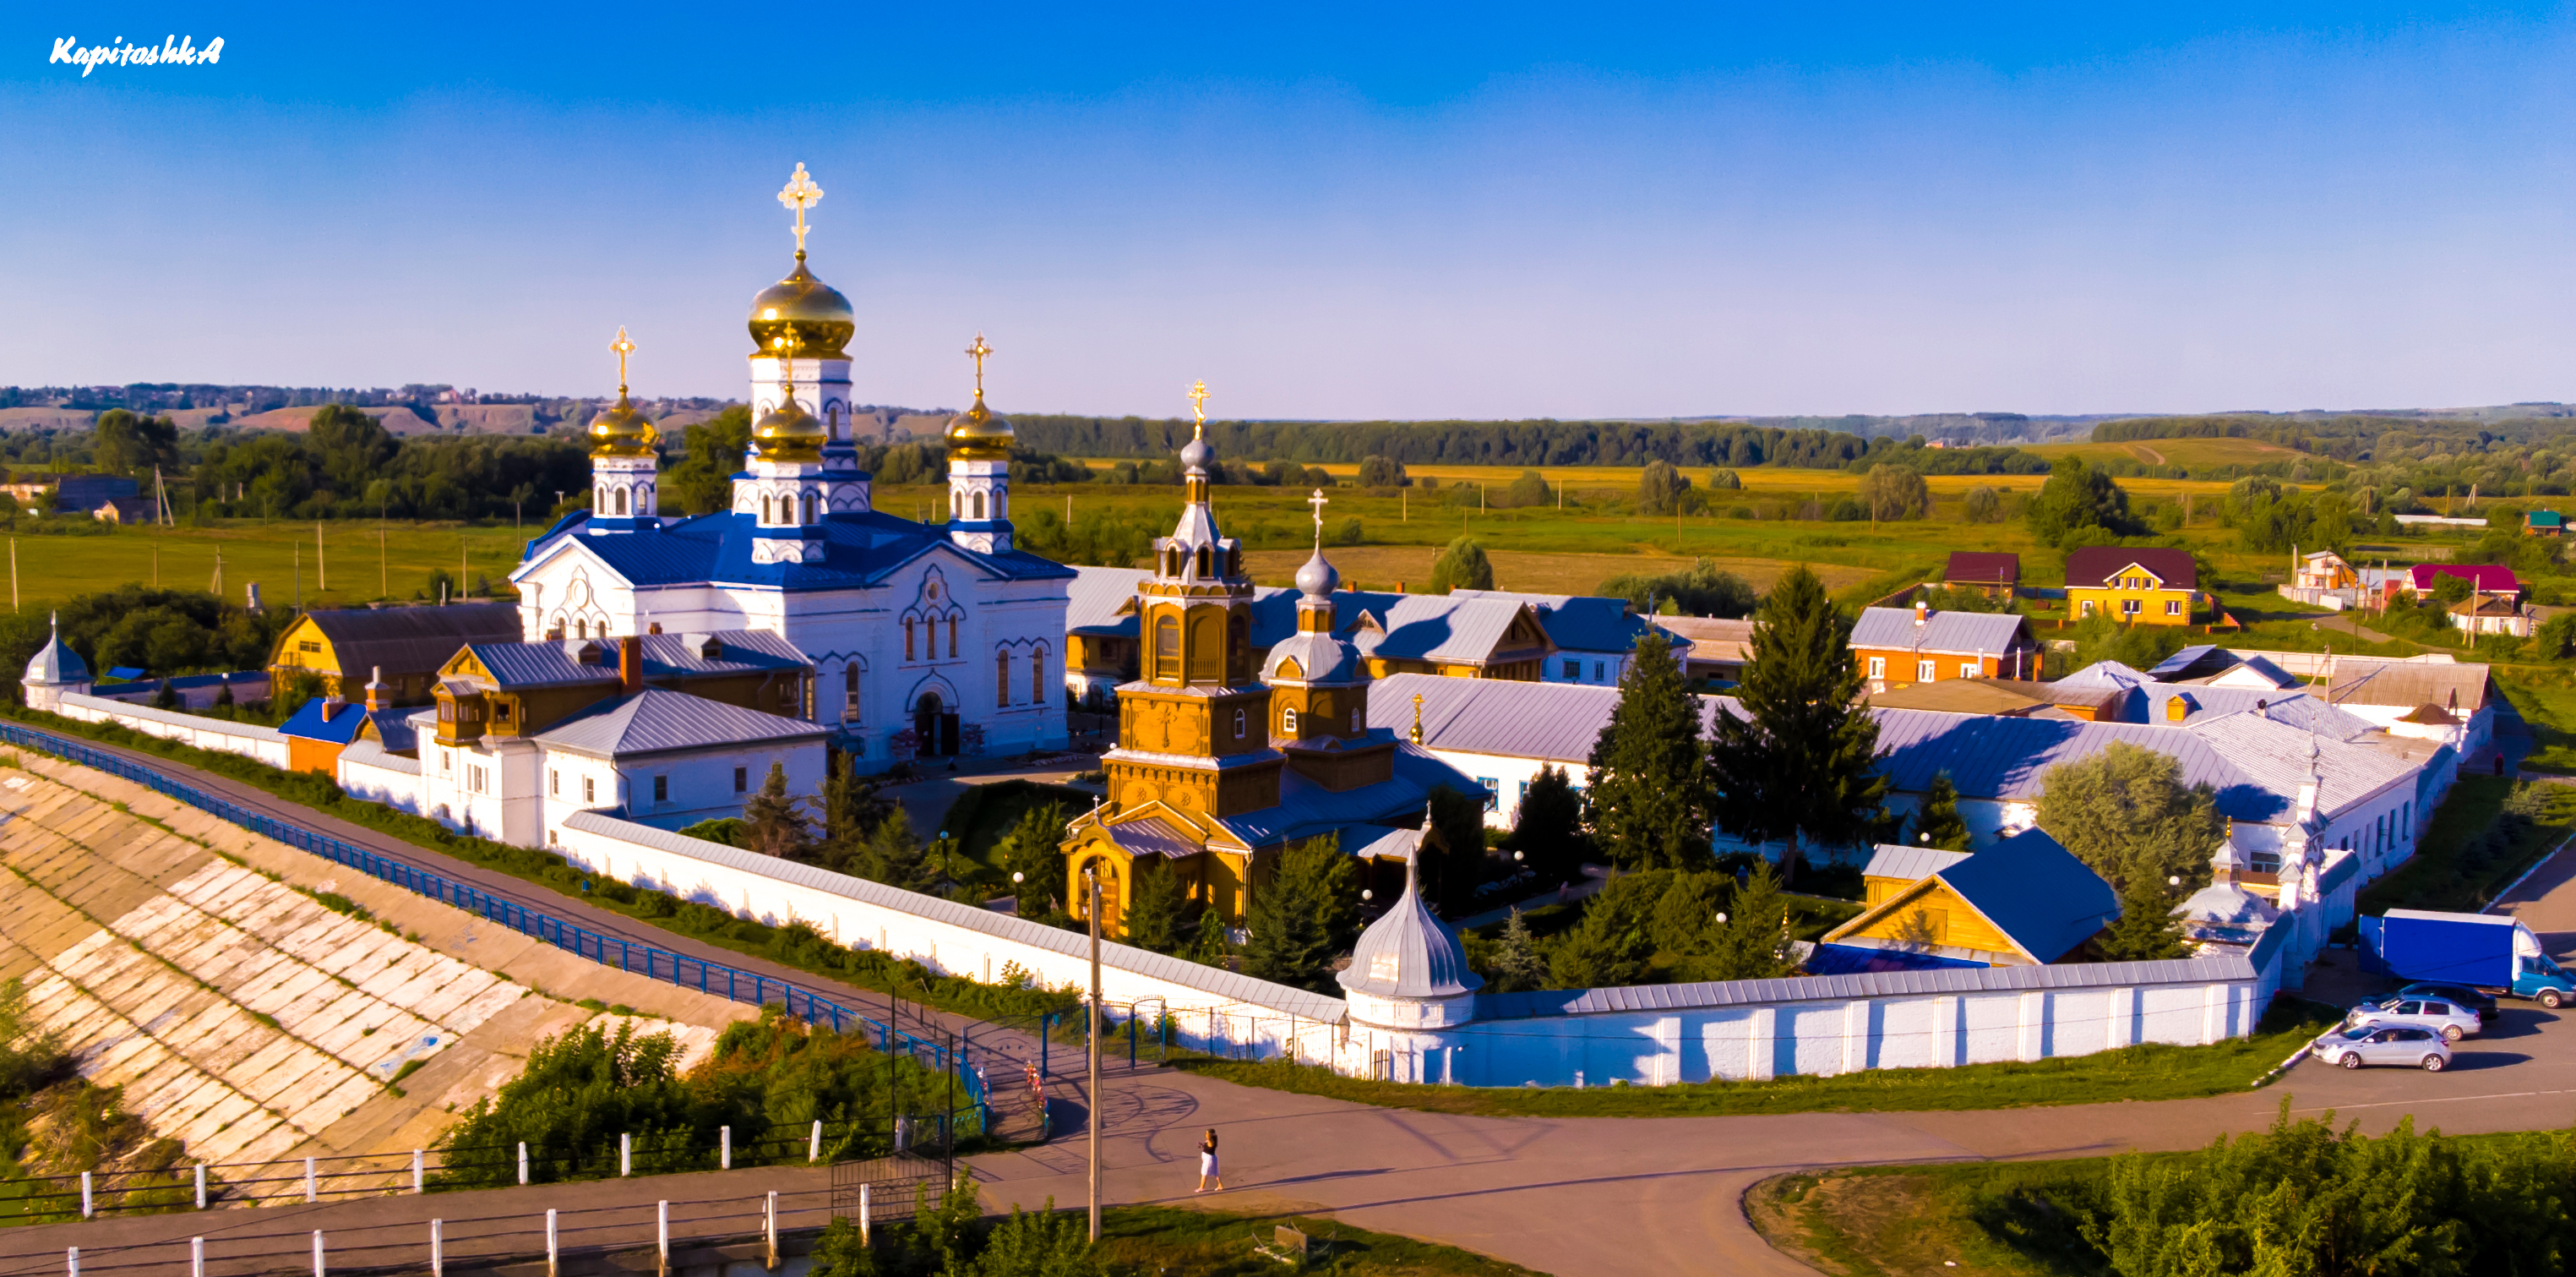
1932 827 2118 963
518 509 1078 592
463 630 809 690
278 697 372 745
1447 590 1668 656
1803 943 1989 975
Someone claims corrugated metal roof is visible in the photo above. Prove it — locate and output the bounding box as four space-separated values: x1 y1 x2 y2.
1943 551 2019 583
1933 827 2117 963
1066 565 1147 636
1207 741 1476 847
1353 595 1539 664
560 809 1350 1022
2065 546 2198 590
338 738 421 775
534 687 831 758
515 508 1077 595
1368 673 1730 764
2323 659 2492 714
1446 590 1667 656
1340 855 1482 999
1849 607 2034 658
278 698 371 745
1106 816 1201 860
297 603 523 675
465 630 809 690
1804 943 1990 975
1477 950 2257 1019
1861 843 1971 881
2408 563 2519 593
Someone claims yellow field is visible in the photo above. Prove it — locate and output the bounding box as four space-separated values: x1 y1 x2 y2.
1237 547 1877 596
1078 457 2238 501
2026 435 2303 470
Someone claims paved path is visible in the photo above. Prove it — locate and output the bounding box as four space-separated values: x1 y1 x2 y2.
16 738 2576 1274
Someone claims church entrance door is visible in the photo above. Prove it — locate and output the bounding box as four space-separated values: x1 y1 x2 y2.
915 694 961 757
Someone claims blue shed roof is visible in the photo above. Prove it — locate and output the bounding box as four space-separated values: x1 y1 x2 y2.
279 697 373 745
1931 827 2119 963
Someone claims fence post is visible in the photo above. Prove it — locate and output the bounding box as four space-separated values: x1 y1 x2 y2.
721 1126 732 1170
190 1236 204 1277
195 1162 207 1209
764 1190 779 1271
412 1149 423 1193
430 1220 443 1277
621 1132 631 1177
312 1231 324 1277
65 1247 75 1277
519 1142 529 1186
809 1119 821 1163
304 1156 317 1203
859 1182 871 1245
545 1208 558 1277
79 1171 90 1219
656 1199 669 1277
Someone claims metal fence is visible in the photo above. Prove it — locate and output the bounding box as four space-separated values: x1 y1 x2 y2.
0 723 991 1121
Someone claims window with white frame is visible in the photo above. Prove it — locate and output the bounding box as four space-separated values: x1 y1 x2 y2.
1916 659 1936 681
583 776 596 803
1868 657 1886 679
1479 777 1499 810
549 769 558 796
2165 598 2183 615
1283 707 1299 734
1960 663 1978 678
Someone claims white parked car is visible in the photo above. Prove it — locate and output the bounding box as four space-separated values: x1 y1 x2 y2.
2346 994 2481 1042
2312 1024 2453 1071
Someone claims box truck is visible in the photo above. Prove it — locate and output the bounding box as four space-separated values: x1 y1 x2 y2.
2360 909 2576 1006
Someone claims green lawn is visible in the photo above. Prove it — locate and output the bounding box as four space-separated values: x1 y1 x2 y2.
1167 999 2338 1119
2357 775 2576 914
1093 1204 1545 1275
1750 1160 2108 1277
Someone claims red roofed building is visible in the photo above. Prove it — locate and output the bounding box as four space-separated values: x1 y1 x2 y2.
2405 564 2522 599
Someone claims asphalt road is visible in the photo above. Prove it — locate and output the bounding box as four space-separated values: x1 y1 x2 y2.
10 734 2576 1275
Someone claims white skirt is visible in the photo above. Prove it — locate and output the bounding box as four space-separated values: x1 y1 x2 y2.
1199 1151 1218 1176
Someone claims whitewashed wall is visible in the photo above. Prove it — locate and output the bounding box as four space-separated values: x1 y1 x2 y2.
52 693 291 769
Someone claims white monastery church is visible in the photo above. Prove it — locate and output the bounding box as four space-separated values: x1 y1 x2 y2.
509 165 1076 768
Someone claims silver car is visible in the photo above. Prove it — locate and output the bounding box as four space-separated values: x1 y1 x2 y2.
2346 995 2481 1042
2312 1024 2453 1071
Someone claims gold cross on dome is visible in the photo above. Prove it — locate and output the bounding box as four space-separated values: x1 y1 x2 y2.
966 333 992 395
1188 379 1210 437
776 162 824 254
608 326 636 392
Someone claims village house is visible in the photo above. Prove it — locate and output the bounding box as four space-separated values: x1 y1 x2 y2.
1820 830 2118 968
1940 551 2020 600
2064 546 2200 625
1653 615 1753 684
266 603 524 707
1849 601 2042 693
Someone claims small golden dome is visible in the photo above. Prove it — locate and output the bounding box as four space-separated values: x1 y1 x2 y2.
747 256 855 359
944 391 1015 461
586 391 658 457
751 395 827 463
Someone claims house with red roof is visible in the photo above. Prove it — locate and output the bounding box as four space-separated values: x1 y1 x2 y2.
2404 564 2522 600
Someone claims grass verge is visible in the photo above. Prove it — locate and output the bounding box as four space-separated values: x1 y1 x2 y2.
1747 1161 2111 1277
1095 1203 1544 1275
1167 999 2339 1119
2357 774 2576 914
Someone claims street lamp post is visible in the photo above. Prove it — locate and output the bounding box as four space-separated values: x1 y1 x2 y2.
1086 867 1103 1241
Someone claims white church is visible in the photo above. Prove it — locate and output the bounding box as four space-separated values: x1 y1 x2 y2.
509 165 1075 770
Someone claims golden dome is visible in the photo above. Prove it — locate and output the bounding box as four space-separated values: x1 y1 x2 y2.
944 391 1015 461
586 391 658 457
747 255 855 359
751 395 827 463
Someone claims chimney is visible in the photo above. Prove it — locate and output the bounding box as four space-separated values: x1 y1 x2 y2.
363 665 389 712
2165 694 2189 723
620 634 643 695
1914 598 1929 626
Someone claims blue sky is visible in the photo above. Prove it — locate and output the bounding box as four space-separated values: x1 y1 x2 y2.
5 3 2575 419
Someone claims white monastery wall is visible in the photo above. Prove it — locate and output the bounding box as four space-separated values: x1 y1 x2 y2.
52 693 291 769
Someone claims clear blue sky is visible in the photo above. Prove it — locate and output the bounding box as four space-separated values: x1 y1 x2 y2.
6 3 2575 420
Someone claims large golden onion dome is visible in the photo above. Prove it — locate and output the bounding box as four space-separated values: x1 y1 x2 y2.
747 254 855 359
750 394 828 463
586 390 658 457
944 390 1015 461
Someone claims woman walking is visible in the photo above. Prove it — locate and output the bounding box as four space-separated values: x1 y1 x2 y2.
1195 1128 1224 1193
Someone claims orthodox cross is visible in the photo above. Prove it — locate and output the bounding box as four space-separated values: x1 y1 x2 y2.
1307 488 1328 538
1187 379 1210 437
776 162 824 255
966 333 992 396
609 326 636 394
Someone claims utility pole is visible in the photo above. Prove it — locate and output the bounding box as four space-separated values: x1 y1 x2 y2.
1086 867 1103 1242
379 527 387 600
316 522 326 593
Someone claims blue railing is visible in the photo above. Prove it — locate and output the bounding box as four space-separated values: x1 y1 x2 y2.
0 720 988 1121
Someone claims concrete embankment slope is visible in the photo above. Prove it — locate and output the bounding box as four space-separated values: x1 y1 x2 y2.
0 751 754 1170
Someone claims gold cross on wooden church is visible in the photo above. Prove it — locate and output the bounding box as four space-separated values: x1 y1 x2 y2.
609 326 636 392
776 162 824 255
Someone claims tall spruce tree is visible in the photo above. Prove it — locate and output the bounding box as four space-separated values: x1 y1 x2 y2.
1122 857 1196 954
1422 788 1490 914
993 804 1070 918
1912 772 1972 852
1243 843 1337 991
739 762 814 860
812 754 894 874
851 806 941 896
1513 764 1587 887
1582 630 1714 870
1707 564 1884 884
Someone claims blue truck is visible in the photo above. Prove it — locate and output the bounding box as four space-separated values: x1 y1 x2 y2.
2360 909 2576 1007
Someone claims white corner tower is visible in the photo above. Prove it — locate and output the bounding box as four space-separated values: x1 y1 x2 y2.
1336 827 1481 1082
22 611 90 712
585 326 661 533
738 162 868 563
945 333 1015 554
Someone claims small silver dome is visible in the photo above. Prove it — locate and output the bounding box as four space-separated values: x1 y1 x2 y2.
24 613 86 685
1294 548 1339 598
1179 434 1212 474
1338 838 1481 1001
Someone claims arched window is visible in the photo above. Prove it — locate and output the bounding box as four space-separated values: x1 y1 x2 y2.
947 615 958 660
842 663 860 721
1283 706 1299 735
905 617 917 661
1188 614 1222 681
1228 614 1249 678
1154 616 1179 679
761 494 774 524
1195 545 1212 577
1350 705 1360 732
1031 650 1045 704
803 492 815 523
997 650 1011 707
616 488 628 516
972 492 986 520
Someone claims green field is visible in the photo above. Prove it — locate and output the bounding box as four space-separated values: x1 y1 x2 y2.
0 519 536 614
